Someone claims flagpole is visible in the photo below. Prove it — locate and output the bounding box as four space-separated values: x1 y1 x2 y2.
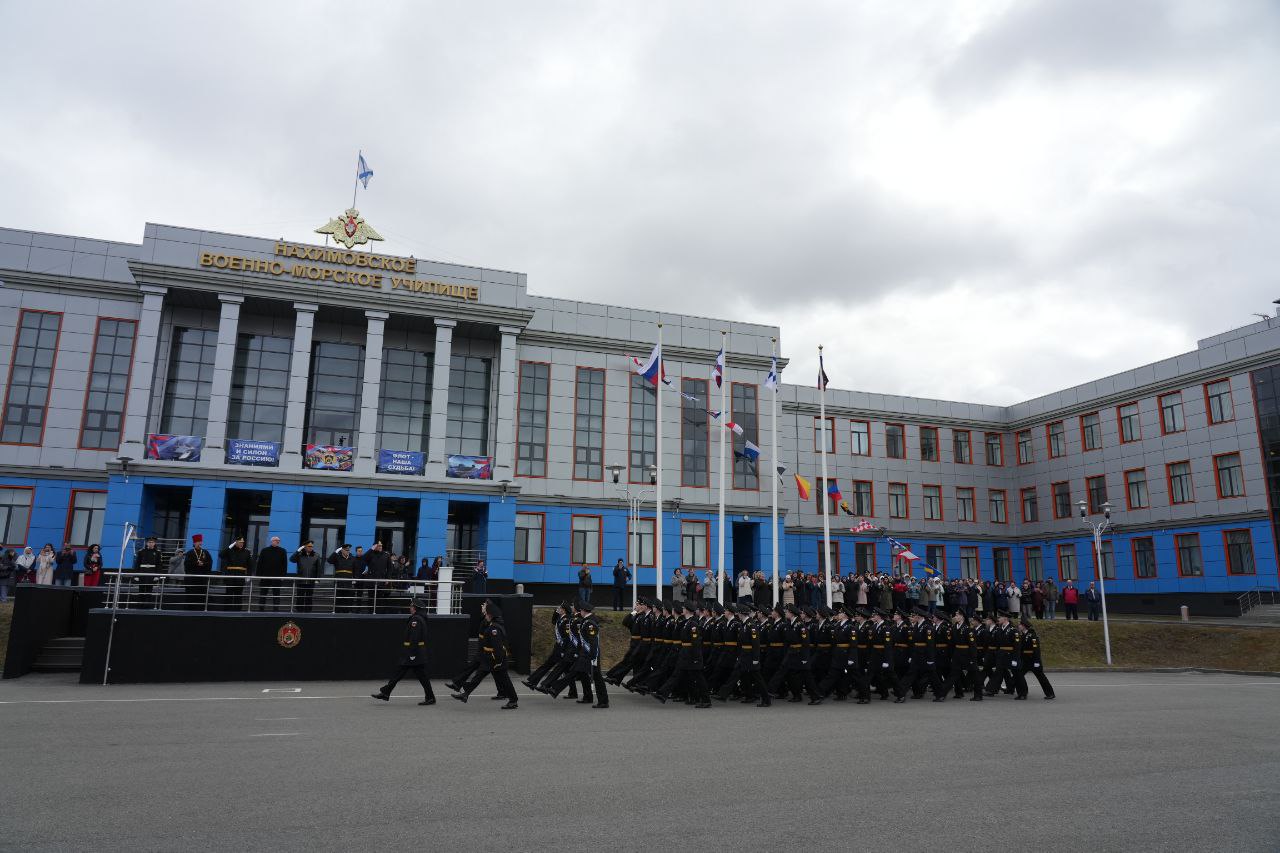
819 344 833 607
716 330 727 604
770 337 779 607
655 322 664 602
352 149 361 209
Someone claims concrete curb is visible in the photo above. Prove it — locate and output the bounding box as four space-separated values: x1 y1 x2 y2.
1056 666 1280 678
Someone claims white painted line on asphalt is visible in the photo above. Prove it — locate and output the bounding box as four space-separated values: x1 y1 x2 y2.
249 732 301 737
254 716 299 721
261 688 302 693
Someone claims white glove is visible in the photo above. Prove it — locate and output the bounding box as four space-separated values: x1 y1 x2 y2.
881 663 889 669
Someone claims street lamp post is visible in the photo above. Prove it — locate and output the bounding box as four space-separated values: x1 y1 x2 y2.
611 463 657 610
1078 499 1113 666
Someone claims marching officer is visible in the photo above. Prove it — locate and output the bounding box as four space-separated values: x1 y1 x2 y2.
371 595 436 705
574 601 609 708
866 608 897 700
1016 617 1054 699
948 611 981 701
452 600 518 709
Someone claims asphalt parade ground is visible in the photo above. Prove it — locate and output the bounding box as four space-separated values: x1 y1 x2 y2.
1 672 1277 852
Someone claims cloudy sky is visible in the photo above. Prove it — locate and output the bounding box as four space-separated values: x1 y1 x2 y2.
4 1 1278 405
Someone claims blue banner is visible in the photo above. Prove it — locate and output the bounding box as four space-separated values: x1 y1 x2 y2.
377 449 424 475
146 434 202 462
226 439 281 467
446 455 493 479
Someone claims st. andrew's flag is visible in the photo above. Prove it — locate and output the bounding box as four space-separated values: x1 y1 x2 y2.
765 357 779 392
357 152 374 189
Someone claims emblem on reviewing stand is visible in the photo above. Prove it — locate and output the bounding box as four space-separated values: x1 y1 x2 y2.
277 621 302 649
315 208 384 249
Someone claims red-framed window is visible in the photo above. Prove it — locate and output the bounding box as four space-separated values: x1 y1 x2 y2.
887 482 908 519
569 514 603 566
959 546 980 579
78 317 138 451
1056 543 1078 581
514 511 545 563
1158 391 1184 434
814 416 836 453
1085 474 1108 514
64 489 107 548
1223 529 1256 575
849 420 870 456
1124 468 1149 510
1079 412 1102 452
955 487 976 522
1174 533 1203 577
628 516 656 568
1213 452 1245 499
1024 546 1044 581
922 484 943 520
1116 402 1141 444
919 426 939 462
993 547 1012 582
925 544 947 578
681 377 710 488
984 432 1004 466
884 422 906 459
854 541 875 574
1090 539 1115 580
952 429 972 464
1051 481 1072 519
1016 429 1033 464
1020 487 1038 523
1203 379 1235 425
1166 461 1194 504
988 489 1008 524
818 540 841 575
0 485 35 547
681 519 709 568
1 309 63 446
515 361 550 478
847 479 873 517
730 382 760 491
571 368 606 481
1046 421 1065 458
890 540 914 574
1132 537 1158 579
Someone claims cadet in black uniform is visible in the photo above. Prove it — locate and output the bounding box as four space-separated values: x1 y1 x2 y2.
816 606 852 699
890 609 913 703
218 536 253 611
574 601 609 708
656 601 710 707
371 596 436 705
866 608 897 700
525 602 573 691
948 610 980 701
452 600 518 709
850 607 873 703
1016 618 1056 700
605 599 650 684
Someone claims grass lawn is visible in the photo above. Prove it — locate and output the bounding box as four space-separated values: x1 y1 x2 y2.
531 608 1280 672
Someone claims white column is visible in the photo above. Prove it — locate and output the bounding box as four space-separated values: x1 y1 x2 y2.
354 310 389 475
493 325 520 480
118 285 167 461
426 319 456 464
281 303 319 469
202 294 244 465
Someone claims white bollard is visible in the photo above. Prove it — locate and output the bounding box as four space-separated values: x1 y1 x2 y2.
516 583 524 595
1180 605 1189 623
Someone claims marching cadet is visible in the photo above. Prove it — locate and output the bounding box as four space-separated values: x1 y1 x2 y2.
985 611 1019 696
867 608 898 701
908 606 946 701
656 601 710 707
622 600 665 692
890 609 913 703
575 601 609 708
544 602 592 701
524 602 573 692
850 607 873 704
977 613 999 696
371 596 436 706
714 604 771 706
816 606 853 700
452 600 518 709
931 608 952 690
948 611 981 701
709 603 739 692
1016 618 1056 700
605 598 650 685
762 605 787 685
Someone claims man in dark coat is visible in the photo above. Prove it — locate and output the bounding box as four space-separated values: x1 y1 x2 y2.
452 600 519 709
371 597 436 705
361 542 393 613
182 534 213 610
255 536 289 611
218 535 253 611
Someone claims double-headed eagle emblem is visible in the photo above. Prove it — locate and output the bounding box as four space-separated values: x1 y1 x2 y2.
315 208 384 249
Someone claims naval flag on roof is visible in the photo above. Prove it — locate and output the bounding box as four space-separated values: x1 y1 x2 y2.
357 152 374 189
713 347 725 389
765 356 779 393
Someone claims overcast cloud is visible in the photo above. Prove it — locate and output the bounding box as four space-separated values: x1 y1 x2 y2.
3 1 1277 405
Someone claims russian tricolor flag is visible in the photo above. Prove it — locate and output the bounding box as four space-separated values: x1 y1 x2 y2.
634 342 665 386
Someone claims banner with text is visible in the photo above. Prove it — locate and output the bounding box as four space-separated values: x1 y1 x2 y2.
226 439 281 467
377 449 425 476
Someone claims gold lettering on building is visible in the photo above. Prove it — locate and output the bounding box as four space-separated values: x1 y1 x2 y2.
197 250 479 302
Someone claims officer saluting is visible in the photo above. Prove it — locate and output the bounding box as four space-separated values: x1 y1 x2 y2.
371 595 436 705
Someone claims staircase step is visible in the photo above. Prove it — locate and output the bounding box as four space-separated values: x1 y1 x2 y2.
45 637 85 649
31 662 82 672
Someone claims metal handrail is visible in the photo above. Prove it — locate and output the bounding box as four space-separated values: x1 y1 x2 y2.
99 571 462 615
1237 587 1280 616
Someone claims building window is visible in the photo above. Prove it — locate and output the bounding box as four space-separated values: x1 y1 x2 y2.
1047 421 1065 458
378 348 432 454
1057 544 1078 581
305 341 364 447
854 542 876 574
814 416 835 453
1225 530 1256 575
919 426 938 461
66 490 107 547
446 355 492 457
922 485 942 520
984 432 1004 466
959 546 979 579
629 374 656 483
1016 429 1033 464
1095 540 1115 580
888 482 908 519
1021 487 1039 523
570 515 602 566
844 479 875 512
1204 379 1234 424
1167 461 1194 504
681 378 709 487
681 520 708 568
1175 533 1203 577
1133 537 1157 579
925 545 946 577
956 487 975 522
1159 391 1184 434
228 333 293 445
885 423 905 459
818 541 842 574
731 383 759 489
993 548 1012 582
849 420 870 456
989 489 1007 524
1 310 63 445
79 318 137 450
516 362 550 477
514 512 544 563
1125 468 1149 510
1117 402 1141 443
952 430 972 464
159 327 218 437
1080 412 1101 451
1025 547 1043 582
0 487 33 546
572 367 605 480
628 517 656 568
1214 452 1245 498
1052 482 1072 519
1086 475 1108 514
